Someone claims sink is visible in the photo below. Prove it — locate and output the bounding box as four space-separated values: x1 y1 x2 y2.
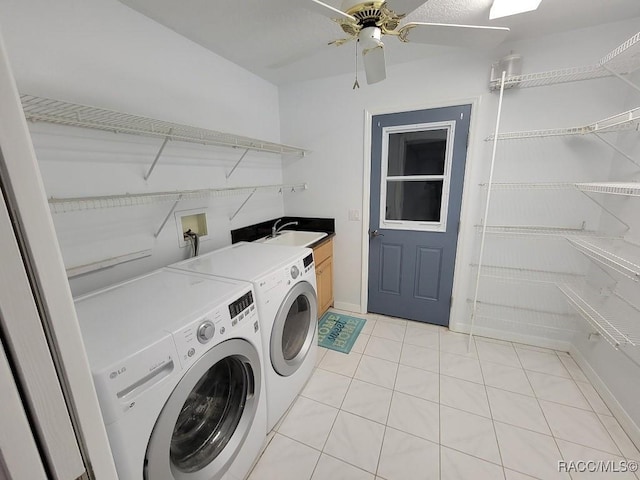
256 230 327 248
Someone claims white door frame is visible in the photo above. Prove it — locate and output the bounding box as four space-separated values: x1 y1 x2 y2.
0 27 118 479
360 96 482 328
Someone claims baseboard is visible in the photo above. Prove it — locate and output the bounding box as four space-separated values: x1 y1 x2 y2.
451 323 573 352
568 345 640 450
332 301 363 315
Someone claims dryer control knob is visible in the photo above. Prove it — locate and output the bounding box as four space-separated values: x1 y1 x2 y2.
197 321 215 344
290 265 300 279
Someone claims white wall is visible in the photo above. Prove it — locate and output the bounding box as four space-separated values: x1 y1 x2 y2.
571 68 640 444
280 16 640 442
0 0 295 295
279 18 639 317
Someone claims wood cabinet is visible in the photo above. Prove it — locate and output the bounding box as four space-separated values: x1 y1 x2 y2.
313 237 334 318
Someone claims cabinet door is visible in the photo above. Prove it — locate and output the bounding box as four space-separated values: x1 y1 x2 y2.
316 257 334 317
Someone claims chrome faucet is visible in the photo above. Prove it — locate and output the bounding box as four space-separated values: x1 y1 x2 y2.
271 219 299 238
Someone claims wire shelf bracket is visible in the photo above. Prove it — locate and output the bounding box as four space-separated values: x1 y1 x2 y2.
601 65 640 94
566 237 640 282
577 190 631 232
154 195 183 238
226 148 250 180
230 188 257 221
593 134 640 169
144 129 173 181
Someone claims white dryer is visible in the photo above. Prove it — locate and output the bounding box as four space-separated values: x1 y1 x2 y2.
170 242 318 431
74 268 266 480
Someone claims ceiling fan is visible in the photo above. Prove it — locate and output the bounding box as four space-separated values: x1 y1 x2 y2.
309 0 510 85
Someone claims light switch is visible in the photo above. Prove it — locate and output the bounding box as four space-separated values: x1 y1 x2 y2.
348 209 360 221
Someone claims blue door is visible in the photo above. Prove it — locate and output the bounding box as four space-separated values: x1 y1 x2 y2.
368 105 471 326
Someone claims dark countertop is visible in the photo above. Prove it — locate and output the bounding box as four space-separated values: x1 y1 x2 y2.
308 232 335 249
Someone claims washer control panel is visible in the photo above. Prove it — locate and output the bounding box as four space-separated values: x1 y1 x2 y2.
284 254 315 285
172 286 257 368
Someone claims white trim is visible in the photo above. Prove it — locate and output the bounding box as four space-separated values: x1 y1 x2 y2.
568 345 640 449
333 301 364 315
379 121 455 233
362 97 481 319
451 322 573 352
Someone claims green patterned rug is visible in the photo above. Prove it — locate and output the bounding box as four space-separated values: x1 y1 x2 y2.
317 311 366 354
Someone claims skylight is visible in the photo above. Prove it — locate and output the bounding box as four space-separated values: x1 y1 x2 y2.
489 0 543 20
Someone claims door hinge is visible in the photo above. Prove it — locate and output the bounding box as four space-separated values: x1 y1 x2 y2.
449 296 453 311
457 221 460 234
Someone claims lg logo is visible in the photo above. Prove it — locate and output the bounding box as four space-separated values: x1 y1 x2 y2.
109 366 127 379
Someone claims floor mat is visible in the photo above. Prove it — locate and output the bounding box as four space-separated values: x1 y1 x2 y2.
317 311 366 354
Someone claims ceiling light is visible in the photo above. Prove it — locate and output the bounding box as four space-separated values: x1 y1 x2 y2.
489 0 542 19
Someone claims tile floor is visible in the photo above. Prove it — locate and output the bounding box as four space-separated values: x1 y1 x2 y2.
248 310 640 480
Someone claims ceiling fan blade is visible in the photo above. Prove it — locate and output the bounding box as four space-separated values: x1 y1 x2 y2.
309 0 357 22
363 45 386 85
384 0 429 17
398 22 510 49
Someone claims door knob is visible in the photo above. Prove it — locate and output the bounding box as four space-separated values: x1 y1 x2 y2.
369 229 384 238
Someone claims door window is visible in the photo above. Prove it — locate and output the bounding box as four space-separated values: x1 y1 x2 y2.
380 123 454 232
170 357 250 473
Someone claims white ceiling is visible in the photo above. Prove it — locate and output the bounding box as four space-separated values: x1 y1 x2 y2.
119 0 640 85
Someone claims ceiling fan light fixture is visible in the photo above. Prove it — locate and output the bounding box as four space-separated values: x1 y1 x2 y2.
489 0 542 20
359 25 383 48
362 44 386 84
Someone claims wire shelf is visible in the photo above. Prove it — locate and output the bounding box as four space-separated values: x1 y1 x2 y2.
491 64 612 90
47 183 308 213
480 182 575 190
21 95 309 157
476 225 603 237
471 264 584 285
490 31 640 90
567 237 640 282
575 182 640 197
471 301 579 333
483 182 640 196
558 284 639 348
487 107 640 140
599 31 640 72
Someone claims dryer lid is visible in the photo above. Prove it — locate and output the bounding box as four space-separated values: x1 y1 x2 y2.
170 242 312 281
75 269 252 369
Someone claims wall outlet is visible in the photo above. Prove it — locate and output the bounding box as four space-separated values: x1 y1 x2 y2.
348 209 361 221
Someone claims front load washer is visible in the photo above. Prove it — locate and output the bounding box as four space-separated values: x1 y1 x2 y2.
170 242 318 431
74 268 266 480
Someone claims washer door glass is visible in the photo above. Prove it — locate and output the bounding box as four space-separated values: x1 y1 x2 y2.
145 339 261 480
171 357 248 473
282 295 311 361
271 281 318 377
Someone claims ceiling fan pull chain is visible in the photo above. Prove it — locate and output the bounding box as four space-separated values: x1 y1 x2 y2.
353 39 360 89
